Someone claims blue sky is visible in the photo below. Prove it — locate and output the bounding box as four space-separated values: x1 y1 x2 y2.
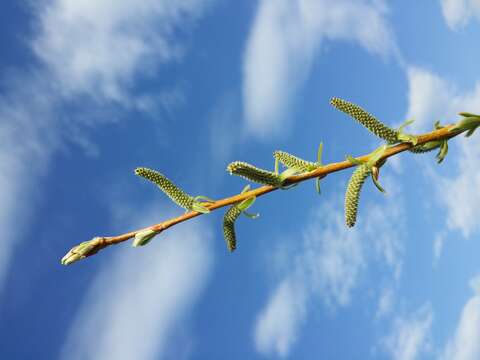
1 0 480 359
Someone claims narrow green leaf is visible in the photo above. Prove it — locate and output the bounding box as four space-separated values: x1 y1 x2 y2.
238 196 256 211
191 202 210 213
397 119 415 133
436 141 448 164
459 112 480 118
346 155 364 166
466 128 476 137
278 168 299 183
371 174 386 193
243 211 260 219
366 144 387 167
317 142 324 165
194 195 215 203
315 177 321 195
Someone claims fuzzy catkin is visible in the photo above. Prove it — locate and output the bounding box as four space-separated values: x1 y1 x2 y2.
331 98 398 143
274 151 318 172
227 161 282 187
135 167 195 210
222 205 243 252
345 164 371 227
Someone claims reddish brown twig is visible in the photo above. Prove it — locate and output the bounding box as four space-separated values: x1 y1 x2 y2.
61 124 464 265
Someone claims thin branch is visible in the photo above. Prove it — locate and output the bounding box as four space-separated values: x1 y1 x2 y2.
62 124 465 263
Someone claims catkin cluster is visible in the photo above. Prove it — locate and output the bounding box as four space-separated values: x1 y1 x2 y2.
227 161 283 187
135 167 197 211
273 151 319 172
331 97 398 143
61 96 480 267
345 164 372 227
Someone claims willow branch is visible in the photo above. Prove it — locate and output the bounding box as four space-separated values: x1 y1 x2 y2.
62 124 465 263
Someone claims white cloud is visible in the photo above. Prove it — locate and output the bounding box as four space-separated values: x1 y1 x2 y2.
438 139 480 238
243 0 396 138
405 67 456 132
442 274 480 360
300 203 365 307
433 231 447 265
254 177 405 356
470 274 480 293
254 278 306 358
405 66 480 237
0 0 209 292
382 303 433 360
376 287 395 319
60 205 213 360
440 0 480 29
33 0 210 102
406 66 480 132
0 78 60 292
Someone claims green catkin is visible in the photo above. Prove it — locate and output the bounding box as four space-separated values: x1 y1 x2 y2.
227 161 283 187
223 205 243 252
345 164 372 227
273 151 319 172
135 167 197 211
331 97 398 143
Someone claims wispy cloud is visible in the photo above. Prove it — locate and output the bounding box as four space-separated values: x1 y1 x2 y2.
405 66 480 237
406 66 480 132
0 76 60 291
32 0 210 102
441 274 480 360
376 286 395 319
382 303 433 360
254 176 405 356
440 0 480 29
242 0 396 138
254 278 306 358
0 0 210 292
433 231 447 265
208 92 242 169
60 205 213 360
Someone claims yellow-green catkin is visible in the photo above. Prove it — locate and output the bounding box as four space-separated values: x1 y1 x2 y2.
135 167 196 211
331 97 398 143
345 164 372 227
273 151 319 172
222 205 243 252
227 161 282 187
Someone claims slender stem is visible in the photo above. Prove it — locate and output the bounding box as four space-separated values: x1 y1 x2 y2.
70 124 464 261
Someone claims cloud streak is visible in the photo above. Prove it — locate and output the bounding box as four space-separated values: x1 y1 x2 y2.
382 304 433 360
242 0 396 138
405 66 480 237
0 0 210 292
33 0 210 102
441 274 480 360
440 0 480 29
60 205 213 360
254 278 306 358
254 177 405 357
